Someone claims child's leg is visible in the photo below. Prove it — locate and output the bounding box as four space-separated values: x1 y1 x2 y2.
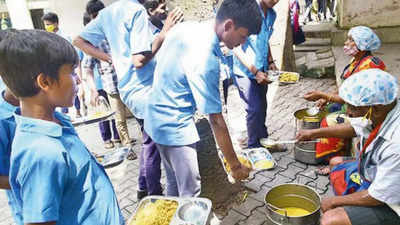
233 75 268 148
156 143 201 197
74 96 82 117
108 93 133 146
110 119 120 142
136 119 161 195
99 120 113 147
0 176 10 189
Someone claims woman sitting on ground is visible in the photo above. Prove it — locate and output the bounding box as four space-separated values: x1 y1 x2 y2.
303 26 386 175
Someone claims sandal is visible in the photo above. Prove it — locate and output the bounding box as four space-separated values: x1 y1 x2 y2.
104 140 114 149
127 148 138 160
315 166 330 176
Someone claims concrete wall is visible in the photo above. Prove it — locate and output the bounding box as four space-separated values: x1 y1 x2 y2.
270 0 296 71
337 0 400 29
47 0 118 38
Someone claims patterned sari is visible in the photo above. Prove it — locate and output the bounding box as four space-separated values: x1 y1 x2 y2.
315 53 386 161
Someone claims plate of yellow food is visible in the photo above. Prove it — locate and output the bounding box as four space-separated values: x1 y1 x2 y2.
247 148 276 170
128 196 212 225
129 198 178 225
217 150 252 183
72 111 115 127
279 71 300 84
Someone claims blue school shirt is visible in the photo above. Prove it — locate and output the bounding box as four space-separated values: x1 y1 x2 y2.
144 21 224 146
79 0 154 119
9 111 124 225
232 6 276 79
0 91 21 224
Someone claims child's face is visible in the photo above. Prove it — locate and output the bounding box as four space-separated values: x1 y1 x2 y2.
43 20 58 33
150 2 168 21
221 20 249 49
47 64 78 108
261 0 280 8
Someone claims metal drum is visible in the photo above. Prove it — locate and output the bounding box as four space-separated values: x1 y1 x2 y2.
265 183 321 225
294 109 327 164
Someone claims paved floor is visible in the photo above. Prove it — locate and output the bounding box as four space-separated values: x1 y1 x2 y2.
0 76 336 225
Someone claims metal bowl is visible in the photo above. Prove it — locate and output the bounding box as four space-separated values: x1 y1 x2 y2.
177 200 211 225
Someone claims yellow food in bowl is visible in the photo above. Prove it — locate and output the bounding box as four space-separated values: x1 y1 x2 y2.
279 72 298 83
224 155 252 173
88 112 106 120
275 207 311 217
253 160 274 170
130 200 178 225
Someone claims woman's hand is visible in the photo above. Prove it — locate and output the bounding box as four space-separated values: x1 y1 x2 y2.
304 91 325 101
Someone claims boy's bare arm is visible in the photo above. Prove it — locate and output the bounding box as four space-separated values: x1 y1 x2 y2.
84 68 99 106
233 47 270 85
0 176 10 189
209 113 251 181
73 37 112 63
132 8 184 69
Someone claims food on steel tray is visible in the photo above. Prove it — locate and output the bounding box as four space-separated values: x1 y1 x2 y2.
130 199 178 225
253 160 274 170
87 111 106 120
248 149 275 170
279 72 298 83
224 155 252 173
275 207 311 217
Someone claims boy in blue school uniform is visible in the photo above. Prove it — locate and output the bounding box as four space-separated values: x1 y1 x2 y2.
0 29 22 225
143 0 263 197
0 82 21 224
74 0 183 200
0 30 124 225
232 0 280 149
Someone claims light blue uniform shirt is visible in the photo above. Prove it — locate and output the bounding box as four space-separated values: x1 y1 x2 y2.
0 91 21 224
79 0 154 119
10 111 124 225
144 21 225 146
355 101 400 215
232 6 276 79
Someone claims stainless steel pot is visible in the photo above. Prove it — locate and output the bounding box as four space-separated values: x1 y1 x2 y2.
265 183 321 225
293 109 327 165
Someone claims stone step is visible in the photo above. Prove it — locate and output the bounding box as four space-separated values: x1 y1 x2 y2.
302 22 335 39
294 45 331 52
299 38 331 47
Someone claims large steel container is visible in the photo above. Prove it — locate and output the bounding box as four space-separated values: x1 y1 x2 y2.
294 109 327 164
265 183 321 225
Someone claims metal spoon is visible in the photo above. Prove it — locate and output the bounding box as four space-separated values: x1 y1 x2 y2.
260 138 319 146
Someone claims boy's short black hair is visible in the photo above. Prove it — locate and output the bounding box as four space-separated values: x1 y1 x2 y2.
41 12 59 23
86 0 105 15
216 0 262 35
83 12 91 26
142 0 160 11
0 30 78 98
